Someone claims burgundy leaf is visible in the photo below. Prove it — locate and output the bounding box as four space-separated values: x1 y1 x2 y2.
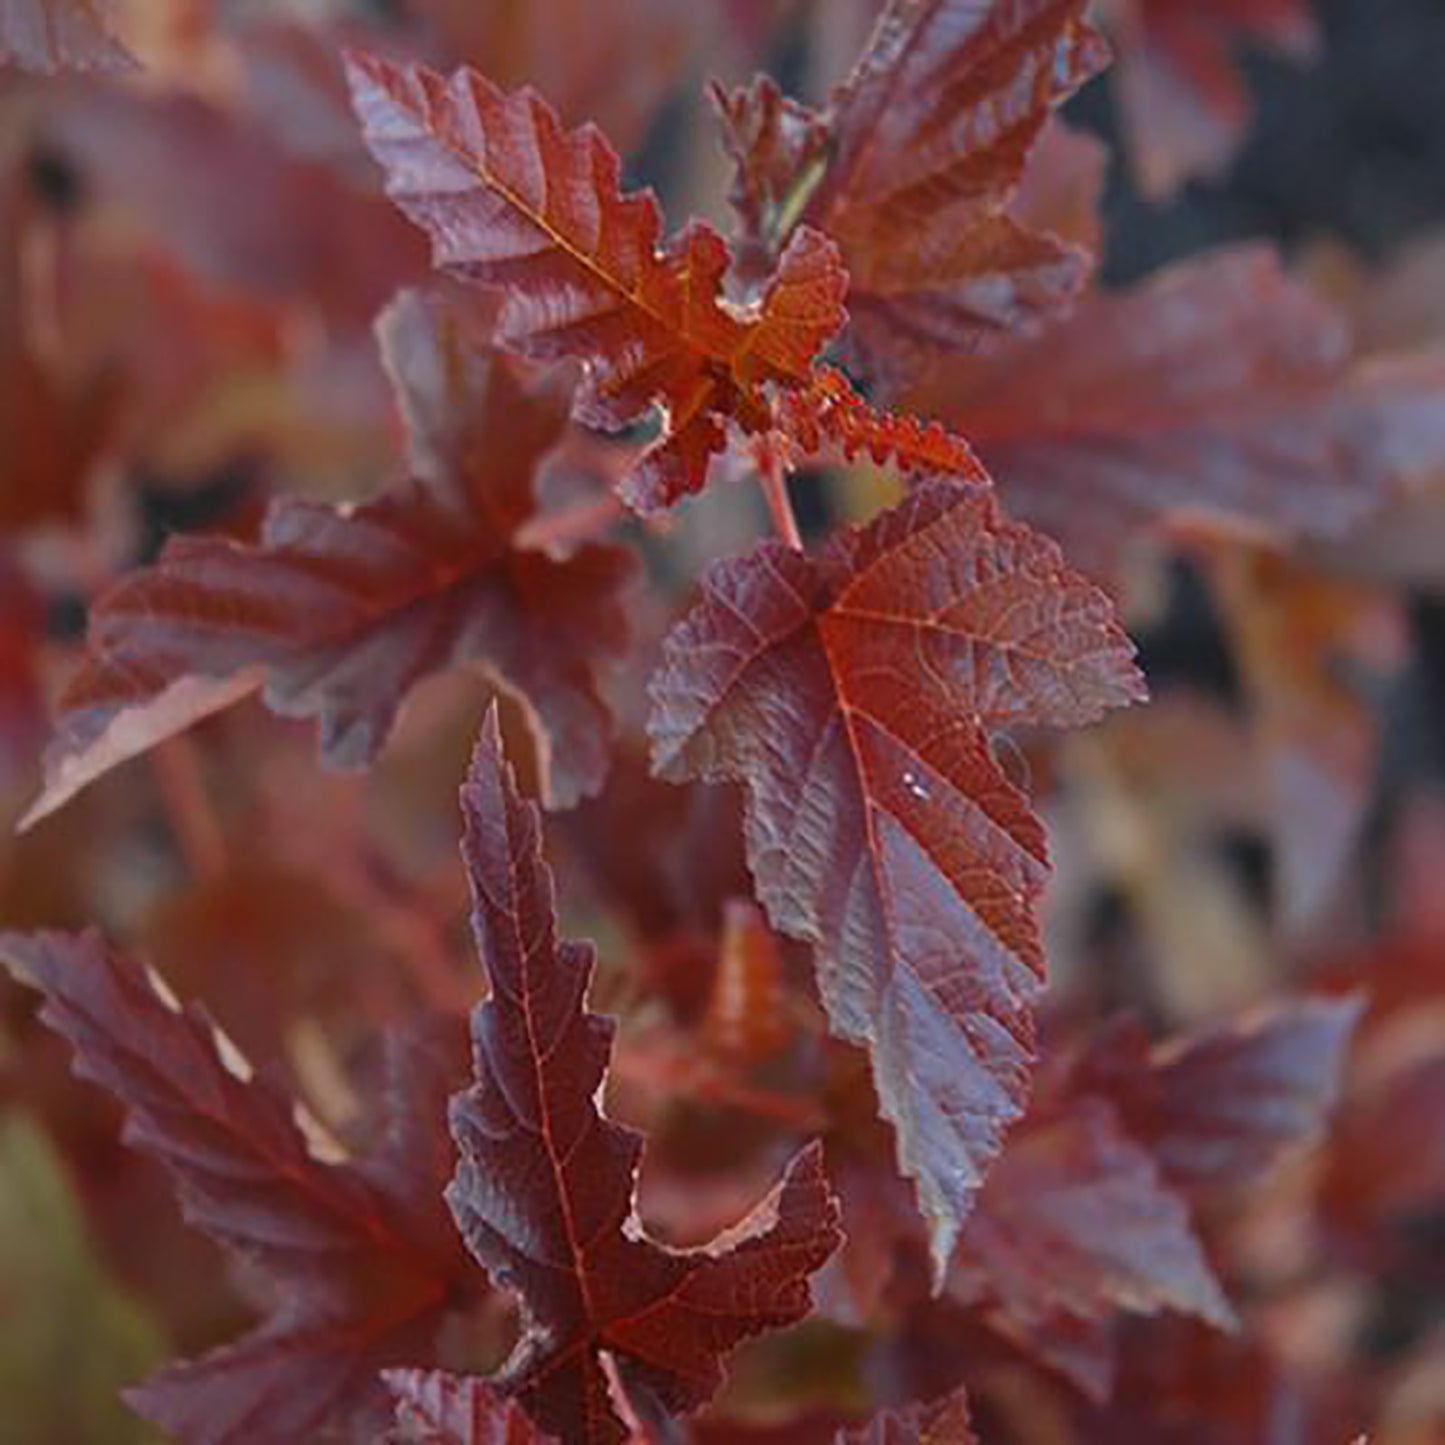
449 708 842 1444
1080 995 1366 1200
348 52 848 513
951 1097 1236 1397
45 83 425 324
806 0 1110 392
25 286 633 826
710 74 832 277
649 481 1144 1276
916 246 1445 580
0 930 474 1445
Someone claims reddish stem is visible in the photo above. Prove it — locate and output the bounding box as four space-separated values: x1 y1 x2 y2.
151 737 227 881
757 442 803 552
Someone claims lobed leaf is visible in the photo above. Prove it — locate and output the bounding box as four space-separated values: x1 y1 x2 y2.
915 246 1445 580
716 0 1109 394
649 481 1145 1277
951 1096 1237 1399
0 931 473 1445
25 287 633 827
1079 995 1366 1200
710 75 832 277
450 708 842 1444
348 52 849 513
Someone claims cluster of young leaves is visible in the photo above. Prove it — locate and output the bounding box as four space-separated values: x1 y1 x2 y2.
2 0 1445 1442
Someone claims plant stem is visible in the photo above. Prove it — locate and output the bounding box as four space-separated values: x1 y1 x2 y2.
758 443 803 551
151 736 226 881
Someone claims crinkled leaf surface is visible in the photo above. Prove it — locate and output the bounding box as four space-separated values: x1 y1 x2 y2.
649 481 1144 1275
26 286 633 827
450 709 842 1444
716 0 1109 394
348 52 848 513
0 931 474 1445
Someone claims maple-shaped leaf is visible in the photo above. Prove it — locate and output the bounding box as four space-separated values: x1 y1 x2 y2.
838 1386 977 1443
1079 995 1364 1201
950 1096 1236 1398
385 1368 555 1443
0 0 135 73
1109 0 1318 199
914 245 1445 580
347 52 849 514
25 286 634 827
717 0 1109 395
649 481 1145 1276
0 931 476 1445
449 708 842 1444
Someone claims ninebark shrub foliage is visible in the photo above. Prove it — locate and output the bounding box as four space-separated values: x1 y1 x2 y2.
1 2 1443 1442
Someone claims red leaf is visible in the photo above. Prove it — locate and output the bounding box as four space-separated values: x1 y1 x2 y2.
25 286 633 826
796 0 1109 393
649 481 1144 1275
916 246 1445 580
46 83 426 325
450 709 842 1444
837 1386 977 1444
1079 995 1365 1201
348 52 849 513
0 931 474 1445
385 1369 555 1443
710 75 832 279
0 0 135 73
951 1097 1237 1397
1110 0 1317 199
774 365 991 484
1144 996 1363 1196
